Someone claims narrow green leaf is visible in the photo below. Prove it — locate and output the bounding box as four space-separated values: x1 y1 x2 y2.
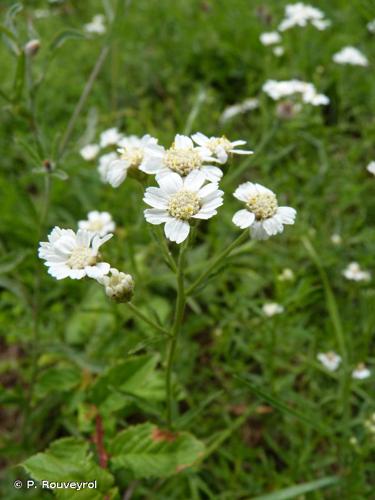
250 476 341 500
49 29 86 51
12 51 26 102
0 250 30 274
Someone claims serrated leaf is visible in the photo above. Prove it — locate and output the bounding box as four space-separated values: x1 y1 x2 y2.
49 29 86 51
110 423 205 478
22 437 114 500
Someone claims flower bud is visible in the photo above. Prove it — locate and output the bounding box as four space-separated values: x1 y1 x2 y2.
100 268 134 303
24 39 41 57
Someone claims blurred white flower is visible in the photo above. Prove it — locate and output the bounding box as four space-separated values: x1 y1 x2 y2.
263 302 284 317
100 127 122 148
273 46 285 57
278 268 295 281
367 161 375 175
368 19 375 34
191 132 253 164
84 14 106 35
279 3 330 31
331 233 342 245
352 363 371 380
98 152 118 182
144 171 223 244
260 31 281 46
142 134 222 182
24 39 41 57
263 79 329 106
34 9 51 19
342 262 371 282
232 182 296 240
78 211 115 237
105 134 159 187
219 98 259 123
317 351 342 371
333 46 368 67
98 268 134 302
80 144 100 161
38 227 112 280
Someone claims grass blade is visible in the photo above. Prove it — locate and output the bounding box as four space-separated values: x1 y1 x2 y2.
250 475 341 500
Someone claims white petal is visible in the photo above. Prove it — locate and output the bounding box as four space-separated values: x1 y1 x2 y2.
68 269 87 280
144 209 170 225
164 219 190 244
199 182 220 199
231 148 253 155
277 206 296 225
86 263 110 279
233 182 257 202
232 209 255 229
263 216 284 236
191 132 208 146
250 221 269 240
143 187 169 209
183 170 206 191
174 134 193 149
192 209 217 220
158 172 183 193
48 264 71 280
200 165 223 182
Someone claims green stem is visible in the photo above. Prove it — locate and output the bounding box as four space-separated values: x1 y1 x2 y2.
126 302 171 338
166 243 187 428
186 230 248 296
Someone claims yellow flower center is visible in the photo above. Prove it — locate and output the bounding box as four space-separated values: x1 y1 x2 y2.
67 247 96 269
87 220 104 232
120 147 143 169
247 192 278 220
168 190 201 220
164 147 202 176
208 136 232 152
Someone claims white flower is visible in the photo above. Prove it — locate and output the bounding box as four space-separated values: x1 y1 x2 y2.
98 268 134 302
24 39 41 56
80 144 100 161
191 132 253 165
278 268 295 281
144 171 224 244
367 161 375 175
368 19 375 34
78 211 115 237
100 127 122 148
317 351 342 371
279 3 330 31
352 363 371 380
105 134 159 187
84 14 106 35
260 31 281 46
263 302 284 317
98 152 118 182
331 233 342 245
263 79 329 106
342 262 371 282
142 134 222 182
38 227 112 280
273 46 284 57
232 182 296 240
333 46 368 67
219 98 259 123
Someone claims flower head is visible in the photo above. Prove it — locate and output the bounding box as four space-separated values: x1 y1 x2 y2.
38 227 112 280
144 171 224 244
80 144 100 161
367 161 375 175
78 211 115 237
278 268 295 281
260 31 281 46
352 363 371 380
317 351 342 371
100 127 122 148
105 134 159 187
232 182 296 240
333 46 368 67
263 302 284 317
331 233 342 245
279 3 330 31
142 134 222 182
342 262 371 282
263 79 329 106
98 268 134 302
191 132 253 165
84 14 106 35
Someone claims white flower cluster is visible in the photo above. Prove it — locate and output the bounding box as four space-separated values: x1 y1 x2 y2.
259 31 284 57
263 79 329 106
279 3 331 31
332 46 368 67
342 262 371 282
84 14 106 35
317 353 371 380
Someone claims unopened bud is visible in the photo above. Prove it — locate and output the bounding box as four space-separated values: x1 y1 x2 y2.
100 268 134 303
24 39 41 57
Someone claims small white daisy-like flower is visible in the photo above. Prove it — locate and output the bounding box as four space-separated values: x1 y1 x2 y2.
38 227 112 280
191 132 253 165
331 233 342 245
142 134 222 182
98 268 134 302
219 98 259 123
84 14 106 35
273 46 284 57
78 211 115 237
279 3 330 31
232 182 296 240
367 161 375 175
98 152 118 183
144 171 224 244
80 144 100 161
333 46 368 67
262 79 329 106
263 302 284 317
105 134 159 187
260 31 281 46
100 127 122 148
352 363 371 380
278 268 295 281
317 351 342 371
342 262 371 282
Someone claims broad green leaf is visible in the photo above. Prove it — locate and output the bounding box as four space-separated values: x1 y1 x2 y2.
110 423 205 478
251 476 341 500
35 365 81 398
22 437 114 500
